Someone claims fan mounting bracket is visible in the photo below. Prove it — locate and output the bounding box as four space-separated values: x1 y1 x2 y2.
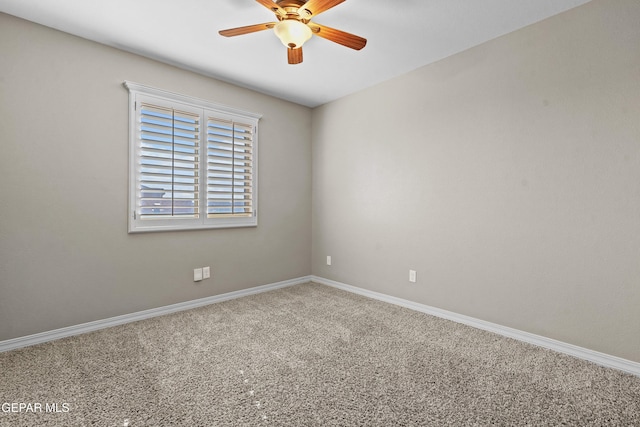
275 0 308 8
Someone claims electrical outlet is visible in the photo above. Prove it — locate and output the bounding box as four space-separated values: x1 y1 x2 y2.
327 256 332 266
203 266 211 279
409 270 417 283
194 268 203 282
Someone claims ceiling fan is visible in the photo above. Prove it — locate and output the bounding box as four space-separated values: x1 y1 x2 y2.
219 0 367 64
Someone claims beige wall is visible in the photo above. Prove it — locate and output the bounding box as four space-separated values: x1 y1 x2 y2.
0 13 312 340
312 0 640 362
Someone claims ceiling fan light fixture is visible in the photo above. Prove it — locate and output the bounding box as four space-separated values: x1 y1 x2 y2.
274 19 312 48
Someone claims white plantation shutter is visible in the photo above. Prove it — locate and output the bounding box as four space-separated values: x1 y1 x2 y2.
125 82 260 233
138 103 200 220
206 118 254 218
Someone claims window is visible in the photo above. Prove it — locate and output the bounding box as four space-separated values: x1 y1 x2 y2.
125 81 260 233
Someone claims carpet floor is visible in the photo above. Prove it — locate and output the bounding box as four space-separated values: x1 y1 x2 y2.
1 282 639 426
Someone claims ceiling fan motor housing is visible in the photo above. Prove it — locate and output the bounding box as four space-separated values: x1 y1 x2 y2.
275 0 312 22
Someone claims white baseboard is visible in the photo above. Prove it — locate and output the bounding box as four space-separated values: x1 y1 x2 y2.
310 275 640 377
3 274 639 377
0 276 312 353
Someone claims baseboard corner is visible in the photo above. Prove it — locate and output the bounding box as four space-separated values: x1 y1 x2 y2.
310 275 640 377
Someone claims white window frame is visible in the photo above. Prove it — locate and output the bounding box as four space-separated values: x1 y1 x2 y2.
124 81 261 233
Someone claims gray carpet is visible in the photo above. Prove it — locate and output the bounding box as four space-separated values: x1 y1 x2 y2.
1 282 639 426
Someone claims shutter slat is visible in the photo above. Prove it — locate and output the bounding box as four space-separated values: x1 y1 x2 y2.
207 159 253 167
140 166 173 173
208 190 252 195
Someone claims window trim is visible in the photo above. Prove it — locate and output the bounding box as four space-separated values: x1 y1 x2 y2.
124 81 261 233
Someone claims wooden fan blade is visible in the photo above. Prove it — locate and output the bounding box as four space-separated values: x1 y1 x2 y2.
255 0 287 17
288 47 303 64
219 22 276 37
308 22 366 50
298 0 345 19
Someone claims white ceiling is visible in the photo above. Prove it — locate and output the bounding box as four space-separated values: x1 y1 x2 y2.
0 0 591 107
